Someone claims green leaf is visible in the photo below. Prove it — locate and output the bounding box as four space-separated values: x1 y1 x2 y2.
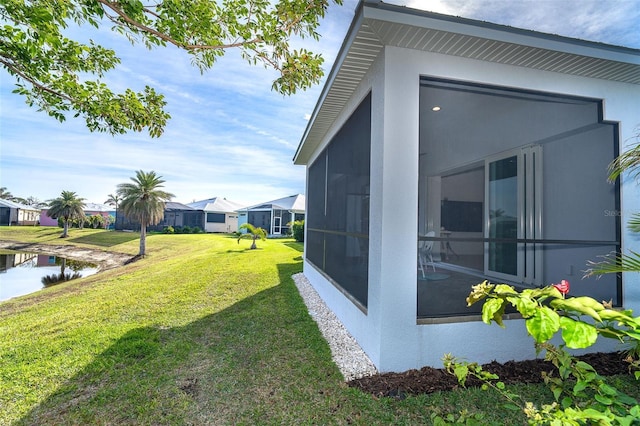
598 383 619 396
526 307 560 342
453 364 469 385
509 295 538 317
560 396 573 408
482 298 506 326
593 394 614 405
573 380 587 394
559 317 598 349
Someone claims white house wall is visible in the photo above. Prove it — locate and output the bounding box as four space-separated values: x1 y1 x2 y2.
203 214 238 233
304 42 638 372
304 50 386 367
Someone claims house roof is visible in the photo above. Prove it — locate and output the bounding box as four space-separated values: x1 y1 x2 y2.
83 203 112 212
293 0 640 165
165 202 198 211
187 197 246 213
0 199 41 211
240 194 306 212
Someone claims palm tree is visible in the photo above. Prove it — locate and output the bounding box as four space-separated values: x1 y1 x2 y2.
104 193 121 229
236 223 268 249
117 170 174 256
23 196 47 208
0 187 14 200
46 191 86 238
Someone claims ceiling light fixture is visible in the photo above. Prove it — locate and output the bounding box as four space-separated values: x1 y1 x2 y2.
432 106 441 111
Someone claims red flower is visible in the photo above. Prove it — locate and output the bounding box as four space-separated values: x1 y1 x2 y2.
552 279 570 296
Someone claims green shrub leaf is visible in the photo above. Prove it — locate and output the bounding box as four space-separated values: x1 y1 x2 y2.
526 307 560 342
482 298 506 326
559 317 598 348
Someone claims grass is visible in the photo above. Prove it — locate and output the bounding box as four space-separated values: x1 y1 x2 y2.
1 227 638 425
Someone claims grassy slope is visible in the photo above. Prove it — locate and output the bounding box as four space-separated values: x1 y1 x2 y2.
0 227 637 425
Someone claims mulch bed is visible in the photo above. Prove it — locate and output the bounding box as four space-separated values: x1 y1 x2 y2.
349 351 634 398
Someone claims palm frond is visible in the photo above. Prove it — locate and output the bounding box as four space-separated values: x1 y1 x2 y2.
629 213 640 233
608 141 640 183
584 250 640 277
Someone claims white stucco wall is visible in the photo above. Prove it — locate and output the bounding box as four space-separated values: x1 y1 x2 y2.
204 214 238 233
303 43 639 372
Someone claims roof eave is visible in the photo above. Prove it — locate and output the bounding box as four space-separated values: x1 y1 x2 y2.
293 0 640 166
293 2 367 165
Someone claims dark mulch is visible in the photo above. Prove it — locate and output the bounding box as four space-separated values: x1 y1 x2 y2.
349 351 634 398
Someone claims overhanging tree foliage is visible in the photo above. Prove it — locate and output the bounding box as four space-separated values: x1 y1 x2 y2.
0 0 342 136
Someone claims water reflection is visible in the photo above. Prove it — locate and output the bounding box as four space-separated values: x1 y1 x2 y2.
0 252 98 301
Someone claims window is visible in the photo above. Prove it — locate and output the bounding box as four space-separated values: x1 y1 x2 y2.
206 213 225 223
307 93 371 309
248 211 271 231
418 78 620 319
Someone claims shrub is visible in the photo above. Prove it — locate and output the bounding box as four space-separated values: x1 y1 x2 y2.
163 226 175 234
291 220 304 242
441 281 640 425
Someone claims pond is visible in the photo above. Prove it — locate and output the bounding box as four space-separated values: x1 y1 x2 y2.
0 251 99 301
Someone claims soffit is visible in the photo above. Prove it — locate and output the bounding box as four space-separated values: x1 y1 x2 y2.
293 4 640 166
369 19 640 84
294 22 383 165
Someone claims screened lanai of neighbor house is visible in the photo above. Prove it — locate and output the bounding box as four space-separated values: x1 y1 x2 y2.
237 194 305 236
294 0 640 372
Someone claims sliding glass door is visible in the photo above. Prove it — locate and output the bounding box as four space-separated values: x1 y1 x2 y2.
484 146 542 285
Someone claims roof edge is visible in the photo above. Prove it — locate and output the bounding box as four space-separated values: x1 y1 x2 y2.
293 1 367 165
366 1 640 61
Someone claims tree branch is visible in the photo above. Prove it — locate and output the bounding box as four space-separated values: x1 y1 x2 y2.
0 57 74 103
96 0 264 51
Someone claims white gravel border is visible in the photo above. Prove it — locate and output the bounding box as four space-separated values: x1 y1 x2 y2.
293 273 378 381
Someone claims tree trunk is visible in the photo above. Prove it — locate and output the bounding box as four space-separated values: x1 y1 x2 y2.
61 219 69 238
139 223 147 256
250 234 257 249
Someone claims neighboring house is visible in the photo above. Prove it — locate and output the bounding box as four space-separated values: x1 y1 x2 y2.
83 203 115 229
237 194 305 236
293 1 640 372
0 199 40 226
187 197 245 233
115 202 205 232
40 202 115 229
39 210 58 227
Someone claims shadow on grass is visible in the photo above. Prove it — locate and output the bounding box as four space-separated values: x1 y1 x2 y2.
225 248 263 253
33 228 65 239
15 261 341 425
68 232 139 247
284 242 303 253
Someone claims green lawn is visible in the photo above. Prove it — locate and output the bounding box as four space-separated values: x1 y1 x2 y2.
0 227 636 425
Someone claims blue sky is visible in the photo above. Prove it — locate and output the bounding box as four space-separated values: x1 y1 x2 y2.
1 0 639 207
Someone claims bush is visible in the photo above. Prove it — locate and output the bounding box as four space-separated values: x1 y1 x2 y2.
291 220 304 242
163 225 202 234
441 282 640 425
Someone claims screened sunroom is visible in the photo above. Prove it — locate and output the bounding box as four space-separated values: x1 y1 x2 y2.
294 1 640 372
417 78 620 319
